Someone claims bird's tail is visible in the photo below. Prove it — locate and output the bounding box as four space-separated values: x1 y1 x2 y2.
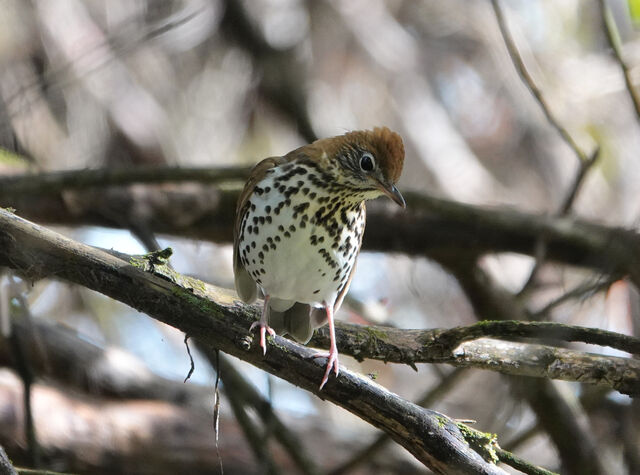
269 302 327 344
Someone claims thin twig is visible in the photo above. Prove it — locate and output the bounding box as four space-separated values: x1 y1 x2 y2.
517 146 600 297
206 352 320 475
516 239 547 298
0 271 9 338
558 146 600 214
225 390 280 474
599 0 640 124
214 351 281 475
531 275 616 318
8 294 40 468
495 446 558 475
213 350 224 475
493 0 601 296
491 0 593 164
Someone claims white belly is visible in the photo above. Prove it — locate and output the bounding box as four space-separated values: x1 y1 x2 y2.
237 171 365 308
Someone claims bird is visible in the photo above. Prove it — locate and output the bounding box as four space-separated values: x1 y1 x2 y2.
233 127 405 389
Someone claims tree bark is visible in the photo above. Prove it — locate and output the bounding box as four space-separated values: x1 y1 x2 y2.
2 174 640 284
0 208 506 474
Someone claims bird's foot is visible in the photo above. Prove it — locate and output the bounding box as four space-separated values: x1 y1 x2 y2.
312 348 340 390
250 321 275 355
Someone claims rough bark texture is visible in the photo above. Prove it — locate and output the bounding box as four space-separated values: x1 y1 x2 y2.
311 323 640 396
0 208 505 474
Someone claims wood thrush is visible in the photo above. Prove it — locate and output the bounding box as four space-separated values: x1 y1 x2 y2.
233 127 405 389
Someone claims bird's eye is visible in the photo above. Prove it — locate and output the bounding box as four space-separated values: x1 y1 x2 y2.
360 153 375 172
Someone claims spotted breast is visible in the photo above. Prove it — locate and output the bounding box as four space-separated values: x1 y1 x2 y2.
233 127 405 389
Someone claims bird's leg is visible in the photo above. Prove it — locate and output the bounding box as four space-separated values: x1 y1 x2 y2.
249 294 275 355
312 302 339 390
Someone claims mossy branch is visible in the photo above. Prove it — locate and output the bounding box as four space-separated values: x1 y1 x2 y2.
0 208 507 474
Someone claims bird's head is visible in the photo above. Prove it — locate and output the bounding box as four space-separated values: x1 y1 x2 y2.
310 127 406 207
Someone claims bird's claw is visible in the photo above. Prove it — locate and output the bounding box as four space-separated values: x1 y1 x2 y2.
250 321 275 355
312 349 340 390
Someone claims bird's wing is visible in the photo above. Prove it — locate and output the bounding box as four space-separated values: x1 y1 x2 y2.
233 154 293 303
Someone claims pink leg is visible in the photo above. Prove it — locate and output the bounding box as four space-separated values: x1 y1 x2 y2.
249 295 275 355
312 302 339 390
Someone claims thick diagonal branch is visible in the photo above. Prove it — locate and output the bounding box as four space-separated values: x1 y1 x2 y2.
0 208 504 474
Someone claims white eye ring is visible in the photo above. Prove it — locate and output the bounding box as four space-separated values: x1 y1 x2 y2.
360 152 375 171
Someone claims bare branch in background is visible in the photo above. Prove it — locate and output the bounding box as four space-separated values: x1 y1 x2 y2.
0 166 249 195
492 0 603 296
557 147 600 214
598 0 640 125
2 171 640 285
220 0 317 143
491 0 596 165
5 295 39 468
442 257 608 474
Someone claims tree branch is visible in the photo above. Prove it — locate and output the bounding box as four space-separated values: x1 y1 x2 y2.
0 208 506 474
0 166 249 195
0 315 210 405
1 200 638 395
491 0 594 164
2 171 640 284
598 0 640 125
441 258 608 474
0 372 251 474
310 322 640 396
329 368 466 475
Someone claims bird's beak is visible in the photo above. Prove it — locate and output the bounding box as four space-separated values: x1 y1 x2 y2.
376 181 406 208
